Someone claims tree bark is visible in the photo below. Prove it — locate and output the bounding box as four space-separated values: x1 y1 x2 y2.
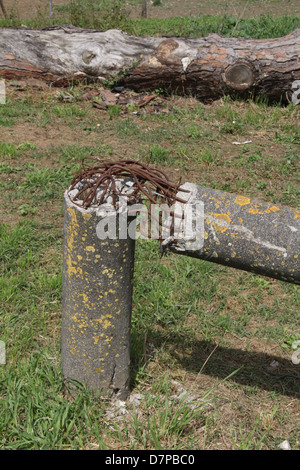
0 25 299 103
141 0 147 18
0 0 7 17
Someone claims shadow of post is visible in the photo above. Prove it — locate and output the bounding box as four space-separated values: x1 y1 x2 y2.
131 329 300 399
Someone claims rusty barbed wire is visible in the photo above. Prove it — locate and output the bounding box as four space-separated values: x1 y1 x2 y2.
67 160 189 241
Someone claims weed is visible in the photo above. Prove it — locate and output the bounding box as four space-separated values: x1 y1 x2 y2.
230 423 267 450
185 123 203 140
280 152 299 174
56 0 131 31
244 151 263 166
115 119 140 136
147 144 174 165
55 144 101 162
0 142 17 157
52 105 87 118
256 181 267 190
281 182 300 207
19 204 37 217
201 149 215 165
0 350 107 449
0 116 15 127
108 104 122 120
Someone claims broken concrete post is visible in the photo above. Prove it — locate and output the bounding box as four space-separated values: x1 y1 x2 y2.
61 186 135 400
165 183 300 285
61 160 187 398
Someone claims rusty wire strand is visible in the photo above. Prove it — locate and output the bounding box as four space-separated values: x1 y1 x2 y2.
68 160 189 241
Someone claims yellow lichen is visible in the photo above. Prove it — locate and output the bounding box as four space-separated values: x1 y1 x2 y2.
235 196 251 206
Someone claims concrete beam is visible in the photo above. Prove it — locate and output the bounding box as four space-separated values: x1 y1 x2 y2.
165 182 299 285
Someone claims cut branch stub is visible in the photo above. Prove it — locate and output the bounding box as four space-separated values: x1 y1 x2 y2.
223 61 256 91
82 50 96 65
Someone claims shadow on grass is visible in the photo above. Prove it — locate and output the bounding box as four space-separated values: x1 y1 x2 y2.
131 330 300 399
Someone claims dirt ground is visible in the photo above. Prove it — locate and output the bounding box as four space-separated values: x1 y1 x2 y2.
2 0 300 22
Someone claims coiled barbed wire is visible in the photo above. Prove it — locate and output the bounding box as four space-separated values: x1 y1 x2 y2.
68 160 187 207
67 160 189 242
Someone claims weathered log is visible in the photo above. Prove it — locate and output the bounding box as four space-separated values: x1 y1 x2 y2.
0 26 300 102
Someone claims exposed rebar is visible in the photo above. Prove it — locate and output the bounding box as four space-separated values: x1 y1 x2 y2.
67 160 189 241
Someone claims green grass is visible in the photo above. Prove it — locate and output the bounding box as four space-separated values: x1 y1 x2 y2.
0 350 108 449
0 116 15 127
1 0 300 40
108 371 212 450
52 104 88 118
147 144 174 165
127 13 300 38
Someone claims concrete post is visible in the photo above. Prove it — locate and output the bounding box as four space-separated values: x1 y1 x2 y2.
61 190 135 400
165 183 300 285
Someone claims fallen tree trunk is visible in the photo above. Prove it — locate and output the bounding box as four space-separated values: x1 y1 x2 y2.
0 25 300 103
